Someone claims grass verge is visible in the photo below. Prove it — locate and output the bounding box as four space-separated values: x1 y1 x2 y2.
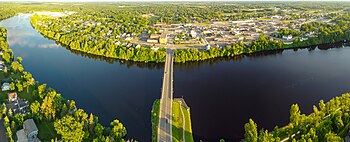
172 99 194 142
151 99 160 142
36 120 57 141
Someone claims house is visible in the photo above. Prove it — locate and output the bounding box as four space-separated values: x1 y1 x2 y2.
206 44 211 50
271 15 282 19
284 41 293 45
147 39 158 43
16 119 40 142
151 46 159 51
2 82 10 91
203 30 212 35
300 37 309 41
8 92 17 102
125 37 132 41
150 34 160 39
0 65 4 71
184 23 192 27
282 35 293 40
24 119 39 141
190 30 197 38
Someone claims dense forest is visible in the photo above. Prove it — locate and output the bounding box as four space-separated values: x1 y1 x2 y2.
244 93 350 142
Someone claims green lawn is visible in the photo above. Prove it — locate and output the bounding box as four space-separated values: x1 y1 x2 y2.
36 120 57 141
17 86 36 103
151 99 160 142
172 100 194 142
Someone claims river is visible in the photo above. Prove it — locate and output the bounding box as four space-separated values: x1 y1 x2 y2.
1 14 350 141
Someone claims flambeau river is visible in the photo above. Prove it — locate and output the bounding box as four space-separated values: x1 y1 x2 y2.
1 14 350 141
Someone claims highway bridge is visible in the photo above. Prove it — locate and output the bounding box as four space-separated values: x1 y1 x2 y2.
157 49 174 142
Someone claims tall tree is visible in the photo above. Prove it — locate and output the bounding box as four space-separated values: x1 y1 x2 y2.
244 119 258 142
54 115 85 142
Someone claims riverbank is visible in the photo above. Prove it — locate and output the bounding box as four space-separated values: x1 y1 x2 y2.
151 99 194 142
244 93 350 141
0 27 128 141
29 12 350 63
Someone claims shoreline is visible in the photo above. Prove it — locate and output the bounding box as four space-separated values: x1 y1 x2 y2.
33 24 350 64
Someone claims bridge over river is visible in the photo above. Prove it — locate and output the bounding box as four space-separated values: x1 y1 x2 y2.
157 49 174 142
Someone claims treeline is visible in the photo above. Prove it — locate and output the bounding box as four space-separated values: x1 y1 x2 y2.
31 14 167 63
244 93 350 141
285 14 350 48
174 35 284 62
30 11 350 63
0 27 128 142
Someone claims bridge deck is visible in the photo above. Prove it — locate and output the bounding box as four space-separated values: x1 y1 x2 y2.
157 49 174 142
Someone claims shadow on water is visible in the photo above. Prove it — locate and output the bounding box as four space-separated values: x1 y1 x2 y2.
37 24 350 71
56 41 165 70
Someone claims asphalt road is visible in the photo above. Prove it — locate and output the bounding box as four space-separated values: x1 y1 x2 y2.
157 49 174 142
0 120 8 142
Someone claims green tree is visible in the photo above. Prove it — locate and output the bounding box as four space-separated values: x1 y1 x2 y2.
54 115 85 142
16 56 23 63
244 119 258 142
30 101 42 120
13 113 24 127
38 84 47 99
10 82 15 91
110 119 126 140
16 80 23 92
325 132 342 142
290 104 301 126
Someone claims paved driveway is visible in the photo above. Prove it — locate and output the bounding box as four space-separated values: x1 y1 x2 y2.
0 120 8 142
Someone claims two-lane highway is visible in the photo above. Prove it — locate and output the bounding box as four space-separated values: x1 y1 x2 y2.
157 49 174 142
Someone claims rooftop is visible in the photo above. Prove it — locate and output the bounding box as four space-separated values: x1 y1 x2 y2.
23 119 38 135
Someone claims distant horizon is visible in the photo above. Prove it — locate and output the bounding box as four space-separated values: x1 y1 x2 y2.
1 0 350 2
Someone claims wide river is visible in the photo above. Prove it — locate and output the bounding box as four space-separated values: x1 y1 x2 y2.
2 14 350 141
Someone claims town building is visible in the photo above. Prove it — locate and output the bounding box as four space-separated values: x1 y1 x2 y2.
282 35 293 40
8 92 18 102
150 34 160 39
2 82 10 91
16 119 40 142
147 38 158 43
0 65 4 71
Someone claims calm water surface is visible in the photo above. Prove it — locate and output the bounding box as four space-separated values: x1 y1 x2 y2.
1 15 350 141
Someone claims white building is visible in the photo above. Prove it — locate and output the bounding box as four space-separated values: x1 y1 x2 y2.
190 30 197 38
1 82 10 91
16 119 40 142
151 47 159 51
282 35 293 40
206 44 211 50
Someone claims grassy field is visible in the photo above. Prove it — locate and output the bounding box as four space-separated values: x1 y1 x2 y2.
36 120 57 141
172 99 194 142
151 99 160 142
